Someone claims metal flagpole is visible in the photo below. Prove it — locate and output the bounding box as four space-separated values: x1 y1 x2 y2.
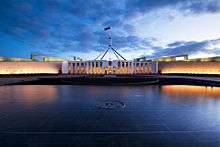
94 27 127 60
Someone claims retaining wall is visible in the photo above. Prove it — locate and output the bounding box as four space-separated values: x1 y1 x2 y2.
0 62 62 74
159 61 220 74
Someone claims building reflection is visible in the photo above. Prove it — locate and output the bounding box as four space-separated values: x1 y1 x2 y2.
0 85 58 106
161 85 220 101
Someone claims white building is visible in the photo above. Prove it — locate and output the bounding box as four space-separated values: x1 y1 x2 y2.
64 60 154 75
62 27 157 75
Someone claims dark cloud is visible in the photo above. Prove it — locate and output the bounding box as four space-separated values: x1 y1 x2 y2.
180 0 220 14
167 41 187 47
146 38 220 58
0 0 220 58
125 0 220 17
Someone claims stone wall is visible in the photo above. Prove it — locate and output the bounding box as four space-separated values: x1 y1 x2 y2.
0 62 62 74
159 61 220 74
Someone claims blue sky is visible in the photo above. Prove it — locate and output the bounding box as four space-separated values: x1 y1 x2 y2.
0 0 220 60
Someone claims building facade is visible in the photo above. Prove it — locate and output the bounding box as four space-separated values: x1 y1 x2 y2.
62 60 154 74
0 62 62 74
158 61 220 75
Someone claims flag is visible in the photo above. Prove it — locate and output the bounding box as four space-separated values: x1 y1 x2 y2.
104 27 111 31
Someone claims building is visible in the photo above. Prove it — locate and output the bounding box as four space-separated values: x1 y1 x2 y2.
0 55 64 74
1 54 220 75
43 56 64 62
0 56 33 62
136 55 188 62
158 61 220 75
62 60 154 75
0 62 62 74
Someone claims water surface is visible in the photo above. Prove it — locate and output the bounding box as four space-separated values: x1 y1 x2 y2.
0 85 220 146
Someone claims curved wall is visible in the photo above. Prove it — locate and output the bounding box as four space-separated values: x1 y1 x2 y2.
0 62 62 74
159 61 220 74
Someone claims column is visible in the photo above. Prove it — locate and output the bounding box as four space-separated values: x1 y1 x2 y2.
102 61 104 74
94 62 96 74
120 61 122 74
98 62 100 74
116 62 118 74
128 62 130 74
90 62 93 74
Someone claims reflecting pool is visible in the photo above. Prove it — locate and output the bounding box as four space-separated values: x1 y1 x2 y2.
0 85 220 146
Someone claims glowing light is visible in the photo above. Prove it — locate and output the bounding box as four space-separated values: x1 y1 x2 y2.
162 85 220 99
159 62 220 74
0 62 61 74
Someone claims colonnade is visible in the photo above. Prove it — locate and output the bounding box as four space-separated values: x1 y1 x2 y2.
67 60 152 75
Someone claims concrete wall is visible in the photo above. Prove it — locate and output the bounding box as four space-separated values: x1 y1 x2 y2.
159 61 220 74
0 62 62 74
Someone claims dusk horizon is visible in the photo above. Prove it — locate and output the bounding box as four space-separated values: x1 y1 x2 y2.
1 0 220 60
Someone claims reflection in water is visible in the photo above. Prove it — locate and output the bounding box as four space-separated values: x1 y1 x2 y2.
0 85 58 105
87 86 134 97
162 85 220 100
0 85 220 107
0 85 220 145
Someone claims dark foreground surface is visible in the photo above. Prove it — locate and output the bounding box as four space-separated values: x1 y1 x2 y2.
0 85 220 146
1 74 220 87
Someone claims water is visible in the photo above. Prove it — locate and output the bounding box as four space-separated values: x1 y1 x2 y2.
0 85 220 146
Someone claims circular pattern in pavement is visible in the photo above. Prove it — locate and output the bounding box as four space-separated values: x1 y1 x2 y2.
96 99 125 109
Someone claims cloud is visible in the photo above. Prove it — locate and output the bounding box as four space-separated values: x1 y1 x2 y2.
0 0 220 59
180 0 220 14
146 38 220 58
125 0 220 17
167 41 187 47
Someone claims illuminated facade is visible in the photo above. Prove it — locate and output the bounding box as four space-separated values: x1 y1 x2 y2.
63 60 154 74
1 55 220 75
0 56 33 62
0 62 62 74
158 61 220 74
136 55 188 62
0 60 155 75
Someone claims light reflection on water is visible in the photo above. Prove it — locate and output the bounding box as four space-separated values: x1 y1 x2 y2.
160 85 220 108
0 85 220 135
0 85 220 109
0 85 58 105
0 85 220 106
0 85 219 112
162 85 220 98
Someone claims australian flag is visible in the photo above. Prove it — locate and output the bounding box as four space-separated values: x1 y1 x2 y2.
104 27 111 31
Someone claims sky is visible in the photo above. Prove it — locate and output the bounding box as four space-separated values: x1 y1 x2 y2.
0 0 220 60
